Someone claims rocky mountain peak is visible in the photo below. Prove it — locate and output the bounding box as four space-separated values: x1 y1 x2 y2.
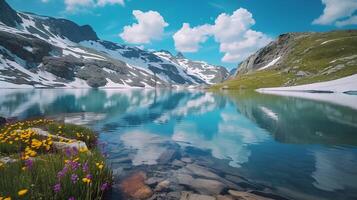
0 0 22 27
43 18 99 43
176 52 185 59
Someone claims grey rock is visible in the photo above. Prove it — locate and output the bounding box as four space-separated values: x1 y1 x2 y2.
191 178 225 195
185 164 221 180
180 191 216 200
216 195 233 200
177 173 194 186
228 190 272 200
168 192 181 199
146 177 165 186
0 156 17 164
112 167 124 176
158 149 179 164
181 157 193 163
296 70 308 77
172 159 186 167
155 180 170 192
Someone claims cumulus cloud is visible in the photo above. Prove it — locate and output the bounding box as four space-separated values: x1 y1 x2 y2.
42 0 124 11
173 8 271 63
97 0 124 7
313 0 357 26
120 10 169 44
64 0 93 11
173 23 212 52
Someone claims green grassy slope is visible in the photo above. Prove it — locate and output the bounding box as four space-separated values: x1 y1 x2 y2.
212 30 357 90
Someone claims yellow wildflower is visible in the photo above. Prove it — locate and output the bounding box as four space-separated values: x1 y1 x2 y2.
18 189 28 196
96 162 104 170
79 147 88 153
82 178 91 184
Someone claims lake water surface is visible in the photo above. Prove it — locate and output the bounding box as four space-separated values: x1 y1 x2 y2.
1 89 357 200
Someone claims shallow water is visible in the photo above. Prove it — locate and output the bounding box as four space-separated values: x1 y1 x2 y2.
1 89 357 200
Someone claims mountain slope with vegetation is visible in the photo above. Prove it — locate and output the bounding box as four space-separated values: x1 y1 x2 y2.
212 30 357 90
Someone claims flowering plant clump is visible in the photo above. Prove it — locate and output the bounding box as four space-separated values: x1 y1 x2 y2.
0 119 112 200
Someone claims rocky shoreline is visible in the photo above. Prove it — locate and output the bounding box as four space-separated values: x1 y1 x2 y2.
104 140 290 200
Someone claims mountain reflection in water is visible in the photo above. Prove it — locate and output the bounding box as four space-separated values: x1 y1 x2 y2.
1 88 357 200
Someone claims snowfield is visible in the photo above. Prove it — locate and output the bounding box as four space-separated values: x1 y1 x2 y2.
257 74 357 110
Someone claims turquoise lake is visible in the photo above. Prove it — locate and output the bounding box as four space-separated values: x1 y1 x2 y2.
1 89 357 200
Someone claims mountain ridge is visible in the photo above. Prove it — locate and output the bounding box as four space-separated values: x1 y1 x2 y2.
212 30 357 90
0 0 228 88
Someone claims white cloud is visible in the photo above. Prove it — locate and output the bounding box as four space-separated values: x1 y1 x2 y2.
64 0 93 11
173 8 271 63
97 0 124 7
43 0 124 11
173 23 212 52
119 10 169 44
313 0 357 26
336 15 357 27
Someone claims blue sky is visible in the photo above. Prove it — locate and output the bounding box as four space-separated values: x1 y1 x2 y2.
7 0 357 69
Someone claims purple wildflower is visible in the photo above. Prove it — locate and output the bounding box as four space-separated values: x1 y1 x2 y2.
53 183 61 193
24 159 33 169
68 197 75 200
65 147 72 157
86 174 92 180
68 160 80 171
100 182 109 191
72 147 78 155
82 161 89 172
71 174 79 184
57 166 69 180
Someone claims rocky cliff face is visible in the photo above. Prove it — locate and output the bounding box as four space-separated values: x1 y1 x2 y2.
0 0 228 88
213 30 357 90
236 33 306 76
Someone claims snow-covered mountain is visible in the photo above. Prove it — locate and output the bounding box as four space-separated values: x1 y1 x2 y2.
153 51 229 84
0 0 228 88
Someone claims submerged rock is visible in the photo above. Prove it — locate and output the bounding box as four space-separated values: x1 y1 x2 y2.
120 171 153 199
181 157 193 163
216 195 234 200
192 178 225 195
185 164 220 180
172 159 186 167
228 190 272 200
180 191 215 200
158 149 179 164
155 180 170 192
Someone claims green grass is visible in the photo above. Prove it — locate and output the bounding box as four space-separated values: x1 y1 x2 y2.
214 30 357 90
211 70 295 90
0 119 112 200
